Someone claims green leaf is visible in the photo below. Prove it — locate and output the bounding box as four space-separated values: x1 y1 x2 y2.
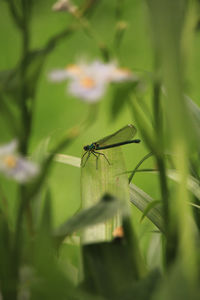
0 68 21 100
185 95 200 150
0 213 12 299
31 137 50 163
31 191 81 300
54 194 124 241
27 127 80 200
153 263 200 300
129 97 158 155
131 167 200 204
116 269 160 300
129 152 153 183
54 154 81 168
81 146 130 244
166 170 200 202
80 137 146 278
40 189 53 234
148 169 200 203
140 200 161 223
129 183 164 233
81 238 158 299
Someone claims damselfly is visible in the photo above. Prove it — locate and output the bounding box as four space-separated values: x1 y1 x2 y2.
81 124 140 168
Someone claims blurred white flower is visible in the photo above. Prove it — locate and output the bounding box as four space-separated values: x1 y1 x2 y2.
52 0 77 13
85 61 135 83
0 140 39 183
48 64 83 82
109 67 135 82
48 70 69 82
81 60 136 83
68 77 106 102
65 64 83 78
49 60 136 102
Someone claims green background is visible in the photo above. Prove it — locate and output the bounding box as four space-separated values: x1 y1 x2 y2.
1 0 200 263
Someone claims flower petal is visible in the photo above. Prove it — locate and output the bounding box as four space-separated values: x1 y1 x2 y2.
48 70 70 82
68 79 106 102
0 140 18 156
1 157 39 183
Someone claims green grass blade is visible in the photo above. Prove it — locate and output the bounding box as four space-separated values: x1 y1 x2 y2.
143 169 200 202
166 170 200 202
54 154 81 168
54 194 124 241
129 152 153 183
130 183 164 233
140 200 161 223
81 146 130 244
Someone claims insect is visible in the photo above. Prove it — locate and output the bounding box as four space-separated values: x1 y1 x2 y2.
81 124 140 168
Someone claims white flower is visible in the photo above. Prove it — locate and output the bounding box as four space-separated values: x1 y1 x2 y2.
48 70 69 82
0 140 18 156
52 0 77 13
0 140 39 183
82 60 115 82
49 60 136 102
48 64 83 82
82 60 136 83
109 67 135 82
68 77 107 102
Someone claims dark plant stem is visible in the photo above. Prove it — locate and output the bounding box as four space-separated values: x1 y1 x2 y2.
3 2 84 300
152 80 170 251
0 96 19 136
7 0 22 29
135 168 157 173
80 0 99 17
43 26 77 55
10 185 26 300
128 152 153 183
115 0 126 19
20 24 31 154
0 184 9 222
152 78 177 265
153 80 162 134
155 156 169 231
27 132 79 201
11 3 33 298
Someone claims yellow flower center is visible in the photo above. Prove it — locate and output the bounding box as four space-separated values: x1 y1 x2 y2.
65 64 82 75
116 68 131 76
3 155 17 169
80 77 95 89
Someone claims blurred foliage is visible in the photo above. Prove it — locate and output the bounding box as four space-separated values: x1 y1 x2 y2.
1 0 200 299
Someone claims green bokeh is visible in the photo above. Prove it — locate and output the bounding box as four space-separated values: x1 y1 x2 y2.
1 0 199 247
0 0 163 238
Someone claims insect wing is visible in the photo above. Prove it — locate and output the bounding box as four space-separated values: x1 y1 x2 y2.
95 124 137 146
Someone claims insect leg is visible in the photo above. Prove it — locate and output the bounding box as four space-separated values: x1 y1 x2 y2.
81 151 88 166
93 151 110 165
82 152 91 167
91 151 99 169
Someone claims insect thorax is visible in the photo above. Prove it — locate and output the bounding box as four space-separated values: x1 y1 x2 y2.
84 144 96 151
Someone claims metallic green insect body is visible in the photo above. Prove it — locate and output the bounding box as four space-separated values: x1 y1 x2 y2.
81 124 141 168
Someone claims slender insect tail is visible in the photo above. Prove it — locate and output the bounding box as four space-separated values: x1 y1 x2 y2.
133 139 141 143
